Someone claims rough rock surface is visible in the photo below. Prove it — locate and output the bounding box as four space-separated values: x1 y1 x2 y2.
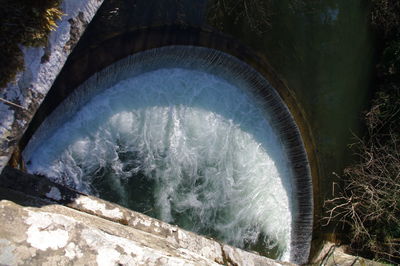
0 167 291 266
310 241 385 266
0 0 104 172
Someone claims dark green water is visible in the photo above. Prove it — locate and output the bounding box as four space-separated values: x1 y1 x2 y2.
207 0 375 204
91 165 279 258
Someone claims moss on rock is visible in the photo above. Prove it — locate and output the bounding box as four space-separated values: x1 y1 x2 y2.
0 0 63 88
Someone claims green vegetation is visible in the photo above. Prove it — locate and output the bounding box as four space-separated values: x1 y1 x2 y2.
324 0 400 263
0 0 62 88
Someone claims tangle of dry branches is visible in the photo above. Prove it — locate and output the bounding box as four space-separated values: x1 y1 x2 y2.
323 87 400 264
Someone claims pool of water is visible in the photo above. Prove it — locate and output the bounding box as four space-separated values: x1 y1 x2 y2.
23 47 312 262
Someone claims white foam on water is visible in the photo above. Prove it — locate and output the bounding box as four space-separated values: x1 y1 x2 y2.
25 68 294 260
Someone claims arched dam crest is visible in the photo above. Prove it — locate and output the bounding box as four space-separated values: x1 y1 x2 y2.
21 26 320 216
17 26 316 264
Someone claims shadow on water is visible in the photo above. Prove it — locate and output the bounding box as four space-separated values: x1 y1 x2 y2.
0 166 79 208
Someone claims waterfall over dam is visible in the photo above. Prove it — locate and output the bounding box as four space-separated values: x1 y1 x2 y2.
0 0 378 264
23 46 313 264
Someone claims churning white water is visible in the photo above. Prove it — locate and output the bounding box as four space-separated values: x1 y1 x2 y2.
25 68 294 259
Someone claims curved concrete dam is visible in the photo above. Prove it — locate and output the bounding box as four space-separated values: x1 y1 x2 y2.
1 0 376 265
22 45 312 264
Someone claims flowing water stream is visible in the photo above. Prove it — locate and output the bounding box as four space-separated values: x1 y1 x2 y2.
24 47 313 261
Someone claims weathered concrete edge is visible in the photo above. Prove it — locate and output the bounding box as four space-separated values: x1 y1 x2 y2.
0 0 104 172
0 167 292 265
309 241 385 266
0 199 218 266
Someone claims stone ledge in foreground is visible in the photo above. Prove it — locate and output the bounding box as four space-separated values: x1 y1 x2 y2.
0 167 292 265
